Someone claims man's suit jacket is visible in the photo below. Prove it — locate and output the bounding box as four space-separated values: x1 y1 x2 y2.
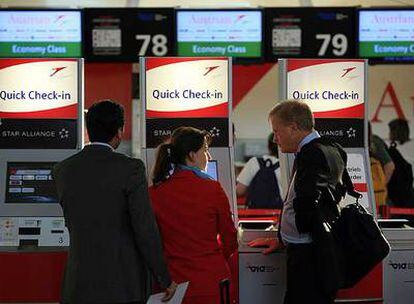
52 144 171 304
293 137 347 234
293 137 348 294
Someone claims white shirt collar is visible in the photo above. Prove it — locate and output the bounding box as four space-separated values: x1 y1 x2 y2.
298 130 320 152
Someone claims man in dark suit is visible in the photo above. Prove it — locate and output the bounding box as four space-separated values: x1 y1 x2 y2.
249 100 347 304
53 100 176 304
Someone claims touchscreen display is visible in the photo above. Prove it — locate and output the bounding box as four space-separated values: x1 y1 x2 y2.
5 162 58 204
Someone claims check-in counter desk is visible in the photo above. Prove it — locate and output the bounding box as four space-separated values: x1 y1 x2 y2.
238 220 286 304
380 220 414 304
238 218 385 304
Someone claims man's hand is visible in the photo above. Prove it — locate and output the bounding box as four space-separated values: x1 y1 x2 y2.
162 281 178 302
248 237 280 255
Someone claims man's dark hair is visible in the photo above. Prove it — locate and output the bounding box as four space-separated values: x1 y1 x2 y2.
389 118 410 145
86 100 125 143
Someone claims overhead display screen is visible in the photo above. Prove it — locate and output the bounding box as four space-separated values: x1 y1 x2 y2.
84 8 174 61
265 7 356 60
0 10 82 58
176 9 262 58
358 9 414 62
5 162 58 204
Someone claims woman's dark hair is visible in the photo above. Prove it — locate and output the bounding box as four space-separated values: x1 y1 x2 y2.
86 100 125 143
389 118 410 145
267 133 278 157
152 127 212 185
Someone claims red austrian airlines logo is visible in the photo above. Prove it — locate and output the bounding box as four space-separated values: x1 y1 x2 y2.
50 66 67 77
235 15 246 23
203 66 219 76
341 67 357 78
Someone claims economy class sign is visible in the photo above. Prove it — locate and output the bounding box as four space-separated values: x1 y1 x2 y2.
0 59 78 119
287 59 365 119
145 57 229 118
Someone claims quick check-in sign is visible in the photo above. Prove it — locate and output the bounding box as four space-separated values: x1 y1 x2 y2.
287 59 365 148
144 57 230 147
0 59 79 149
145 58 229 118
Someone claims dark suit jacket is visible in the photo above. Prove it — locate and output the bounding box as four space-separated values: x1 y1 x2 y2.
52 144 171 304
293 137 347 234
293 137 347 294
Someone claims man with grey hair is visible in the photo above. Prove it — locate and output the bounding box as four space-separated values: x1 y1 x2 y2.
250 100 348 304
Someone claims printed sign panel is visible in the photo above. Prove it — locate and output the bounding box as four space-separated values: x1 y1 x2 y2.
145 57 229 118
0 119 76 149
287 59 365 119
146 118 229 148
0 58 79 148
315 118 364 148
0 59 78 118
343 153 369 208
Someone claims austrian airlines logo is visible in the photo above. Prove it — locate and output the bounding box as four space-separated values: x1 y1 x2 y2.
203 66 219 76
341 67 357 78
50 66 67 77
54 15 70 26
235 15 247 23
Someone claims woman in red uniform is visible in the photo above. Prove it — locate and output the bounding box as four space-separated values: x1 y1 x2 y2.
149 127 238 304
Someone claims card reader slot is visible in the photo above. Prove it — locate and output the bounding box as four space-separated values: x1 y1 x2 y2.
19 227 41 235
51 230 64 234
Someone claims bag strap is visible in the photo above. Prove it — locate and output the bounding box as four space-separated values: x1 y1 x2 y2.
341 165 363 204
314 139 362 203
257 157 265 168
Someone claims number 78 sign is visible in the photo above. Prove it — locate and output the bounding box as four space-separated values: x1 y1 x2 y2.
136 34 168 57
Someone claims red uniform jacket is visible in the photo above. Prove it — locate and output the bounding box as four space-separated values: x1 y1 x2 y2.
149 169 238 299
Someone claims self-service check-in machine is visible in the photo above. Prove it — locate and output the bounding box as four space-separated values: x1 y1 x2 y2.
139 57 240 302
238 59 386 304
0 58 83 301
139 57 237 214
279 58 386 303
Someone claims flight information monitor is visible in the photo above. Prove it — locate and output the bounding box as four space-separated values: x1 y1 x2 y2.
358 8 414 63
0 10 82 58
5 162 58 204
176 9 263 59
206 160 218 181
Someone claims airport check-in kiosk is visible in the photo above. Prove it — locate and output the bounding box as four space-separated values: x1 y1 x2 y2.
139 56 240 302
239 58 383 303
0 58 83 301
139 57 237 214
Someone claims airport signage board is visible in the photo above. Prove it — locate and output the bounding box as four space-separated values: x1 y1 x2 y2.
286 59 365 147
145 57 229 118
143 57 230 147
265 7 356 61
84 8 175 61
0 58 79 149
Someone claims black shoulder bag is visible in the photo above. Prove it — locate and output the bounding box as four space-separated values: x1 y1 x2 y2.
333 168 391 289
